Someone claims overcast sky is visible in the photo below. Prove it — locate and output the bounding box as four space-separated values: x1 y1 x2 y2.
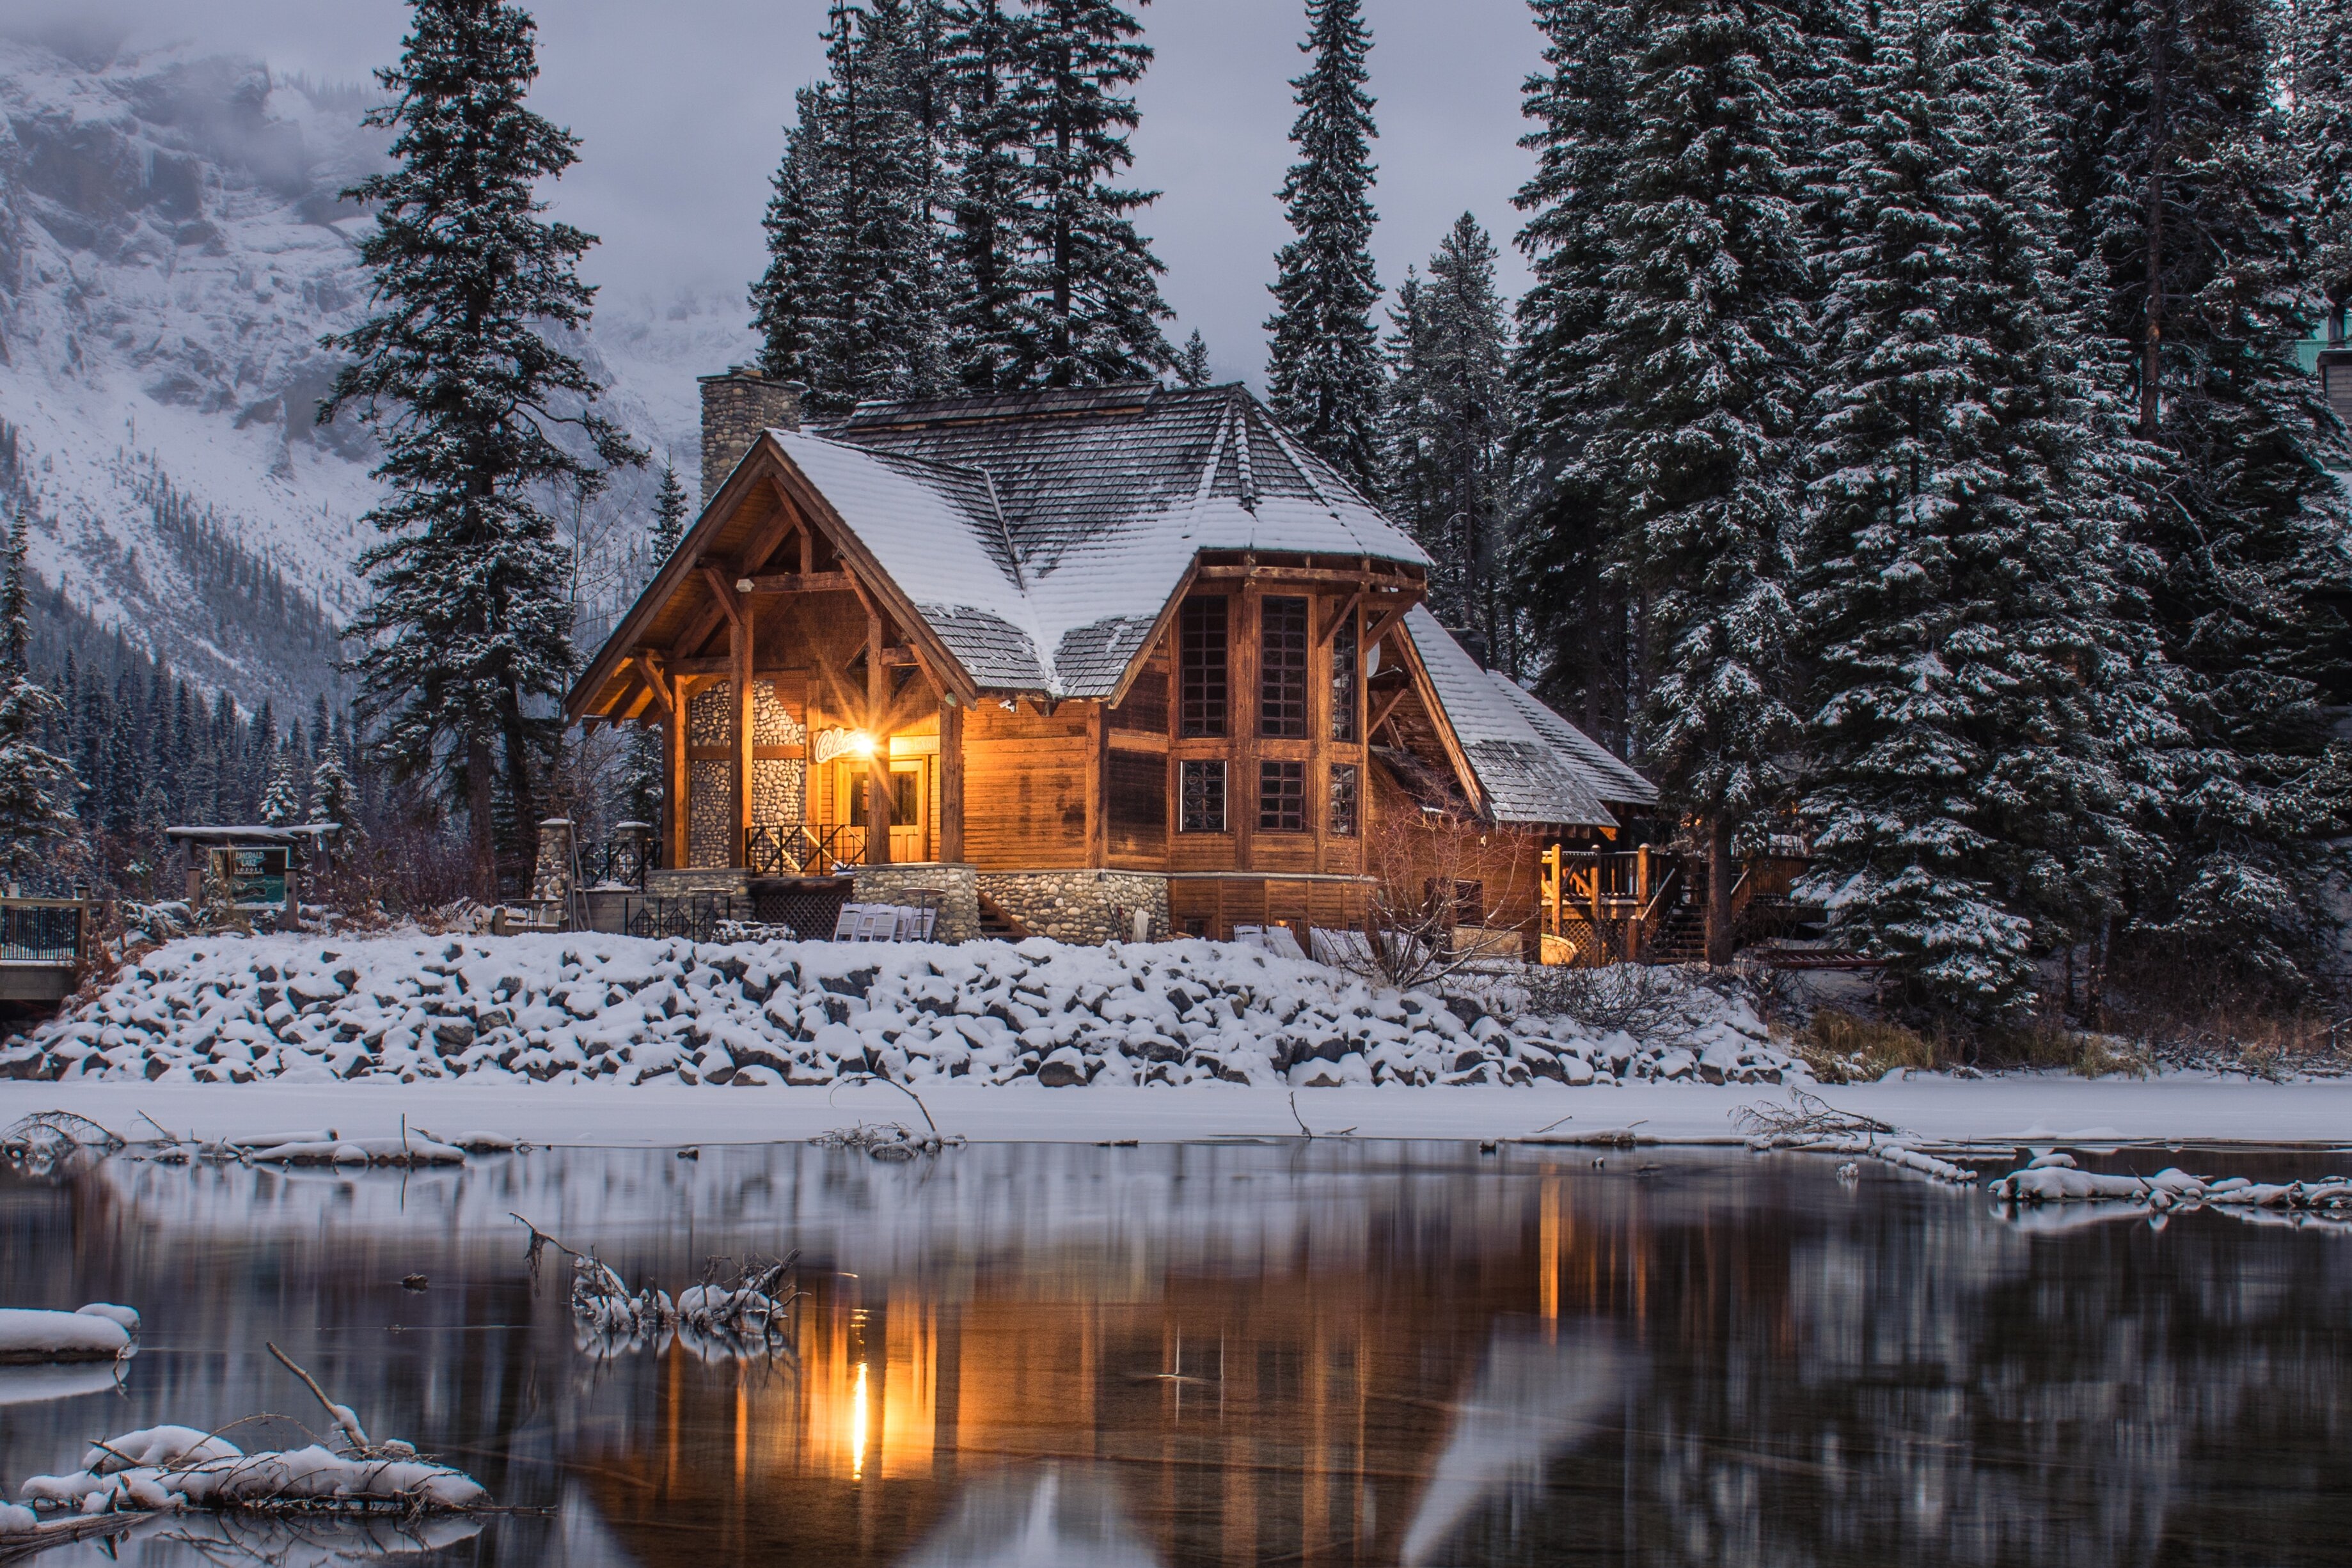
42 0 1547 386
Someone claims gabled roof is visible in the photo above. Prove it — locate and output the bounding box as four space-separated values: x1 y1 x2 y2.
1404 608 1655 828
807 383 1428 698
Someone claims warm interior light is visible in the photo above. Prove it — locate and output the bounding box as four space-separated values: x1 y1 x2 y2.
848 731 877 759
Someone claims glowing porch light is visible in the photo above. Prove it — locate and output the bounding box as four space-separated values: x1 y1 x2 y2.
848 731 878 760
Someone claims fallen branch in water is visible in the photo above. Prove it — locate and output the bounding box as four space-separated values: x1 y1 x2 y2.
265 1343 372 1455
1731 1087 1898 1142
1289 1092 1356 1140
816 1076 965 1157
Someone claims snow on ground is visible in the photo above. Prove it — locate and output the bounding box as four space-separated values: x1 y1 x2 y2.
9 1074 2352 1150
0 1308 135 1363
0 932 1792 1092
3 932 2349 1149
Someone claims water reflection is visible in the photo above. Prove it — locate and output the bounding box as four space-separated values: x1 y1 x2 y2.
2 1142 2348 1565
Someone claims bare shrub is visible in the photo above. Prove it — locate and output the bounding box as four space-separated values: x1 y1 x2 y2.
1348 806 1535 990
1519 963 1694 1035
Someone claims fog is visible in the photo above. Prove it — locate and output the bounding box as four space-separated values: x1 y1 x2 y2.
8 0 1545 388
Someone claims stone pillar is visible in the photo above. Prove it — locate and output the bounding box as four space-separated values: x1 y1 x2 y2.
697 367 803 505
531 819 576 909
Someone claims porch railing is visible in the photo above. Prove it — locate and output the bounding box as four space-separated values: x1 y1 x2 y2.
745 822 870 877
0 899 94 964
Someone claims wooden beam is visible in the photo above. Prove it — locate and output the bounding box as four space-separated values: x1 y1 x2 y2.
1318 589 1364 648
1368 682 1410 741
664 686 687 870
939 698 965 864
665 655 732 677
865 602 892 865
1362 601 1410 659
636 651 674 719
1195 563 1423 589
742 570 856 595
1235 587 1259 868
732 593 755 868
879 645 917 668
1086 700 1109 868
698 566 746 632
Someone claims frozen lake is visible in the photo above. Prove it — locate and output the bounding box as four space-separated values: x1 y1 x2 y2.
4 1138 2349 1565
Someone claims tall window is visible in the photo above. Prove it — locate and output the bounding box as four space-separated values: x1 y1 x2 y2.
1328 763 1359 836
1259 760 1306 831
1181 760 1227 832
1180 597 1227 737
1330 614 1358 742
1259 596 1309 737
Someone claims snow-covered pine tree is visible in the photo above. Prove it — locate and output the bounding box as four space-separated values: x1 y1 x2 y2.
751 1 956 411
1580 0 1812 962
1006 0 1173 384
321 0 644 897
1174 329 1213 388
1263 0 1385 495
940 0 1025 391
1511 0 1638 747
259 750 302 827
1381 217 1519 670
129 780 171 895
2291 0 2352 325
309 747 362 842
2080 0 2352 999
1797 0 2170 1023
0 509 79 888
620 465 690 829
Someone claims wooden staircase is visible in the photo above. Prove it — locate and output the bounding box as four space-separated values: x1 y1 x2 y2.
1649 903 1708 964
975 891 1030 941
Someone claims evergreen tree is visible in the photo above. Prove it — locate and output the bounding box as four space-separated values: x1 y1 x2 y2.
1381 218 1518 668
1174 329 1213 388
2293 0 2352 312
0 510 79 887
1006 0 1173 384
752 1 955 411
943 0 1032 391
1511 0 1639 746
2061 0 2352 997
1796 0 2170 1022
260 749 302 827
1575 0 1813 962
1263 0 1385 494
130 780 171 895
321 0 644 895
651 462 689 564
622 465 690 827
310 746 362 840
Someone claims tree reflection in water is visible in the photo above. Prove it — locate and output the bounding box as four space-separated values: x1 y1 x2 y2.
1 1143 2346 1565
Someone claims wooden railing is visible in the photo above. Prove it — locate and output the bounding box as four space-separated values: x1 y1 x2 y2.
0 898 95 965
745 823 870 877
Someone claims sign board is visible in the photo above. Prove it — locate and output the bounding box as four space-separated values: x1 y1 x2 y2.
212 846 288 906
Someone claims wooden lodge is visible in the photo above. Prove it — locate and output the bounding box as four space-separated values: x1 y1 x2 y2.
565 372 1664 954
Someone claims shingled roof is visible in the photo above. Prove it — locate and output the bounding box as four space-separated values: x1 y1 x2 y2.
784 382 1428 699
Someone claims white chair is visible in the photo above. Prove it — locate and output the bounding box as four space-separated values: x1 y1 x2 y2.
1233 923 1265 951
1309 928 1373 969
852 907 894 943
1260 925 1307 962
830 904 862 941
903 905 938 941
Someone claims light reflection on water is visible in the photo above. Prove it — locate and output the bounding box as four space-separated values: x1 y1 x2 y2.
2 1141 2348 1565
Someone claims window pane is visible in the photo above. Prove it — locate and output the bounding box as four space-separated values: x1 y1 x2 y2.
1328 763 1359 836
1180 597 1228 738
1259 596 1309 738
1330 613 1358 742
1180 759 1226 833
1259 760 1306 832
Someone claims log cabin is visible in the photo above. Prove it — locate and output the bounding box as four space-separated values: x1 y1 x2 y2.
564 371 1661 952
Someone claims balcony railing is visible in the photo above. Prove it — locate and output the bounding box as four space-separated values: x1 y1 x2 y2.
0 899 93 964
746 822 870 877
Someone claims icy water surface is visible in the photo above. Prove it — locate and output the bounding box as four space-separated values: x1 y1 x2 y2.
4 1139 2350 1565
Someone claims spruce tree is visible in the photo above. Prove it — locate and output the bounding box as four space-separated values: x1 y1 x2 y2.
1174 329 1213 388
260 750 302 827
0 510 79 887
943 0 1032 391
310 748 362 841
320 0 643 896
1577 0 1813 962
1007 0 1173 384
1381 218 1517 668
2294 0 2352 311
622 465 690 827
752 1 955 411
1263 0 1385 494
1511 0 1638 746
2075 0 2352 998
1797 0 2169 1023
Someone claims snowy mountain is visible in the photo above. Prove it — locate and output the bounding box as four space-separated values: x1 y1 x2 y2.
0 33 752 709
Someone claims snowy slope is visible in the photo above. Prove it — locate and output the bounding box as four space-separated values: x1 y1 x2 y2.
0 35 752 707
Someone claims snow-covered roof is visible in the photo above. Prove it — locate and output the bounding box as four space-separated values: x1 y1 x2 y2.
805 383 1430 698
1404 609 1652 827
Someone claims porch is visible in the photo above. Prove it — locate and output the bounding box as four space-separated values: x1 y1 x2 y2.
1538 845 1820 966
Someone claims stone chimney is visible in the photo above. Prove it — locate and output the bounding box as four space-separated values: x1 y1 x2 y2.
697 366 803 505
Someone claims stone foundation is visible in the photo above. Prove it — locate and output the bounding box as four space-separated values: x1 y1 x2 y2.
645 868 750 898
852 863 980 943
977 870 1170 945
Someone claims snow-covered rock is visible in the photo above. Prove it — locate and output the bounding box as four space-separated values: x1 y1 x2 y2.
1 932 1798 1092
0 1307 134 1363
